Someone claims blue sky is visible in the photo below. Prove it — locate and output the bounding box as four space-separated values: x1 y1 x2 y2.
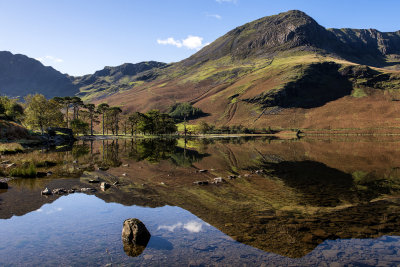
0 0 399 76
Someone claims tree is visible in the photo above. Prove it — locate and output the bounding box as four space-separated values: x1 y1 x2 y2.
71 97 83 120
70 119 89 135
108 107 122 135
168 102 204 121
24 94 63 134
97 103 109 135
0 96 24 122
84 103 97 136
53 96 73 127
128 112 142 136
198 121 211 134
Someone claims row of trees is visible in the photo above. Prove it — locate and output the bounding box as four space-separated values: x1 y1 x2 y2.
2 94 181 136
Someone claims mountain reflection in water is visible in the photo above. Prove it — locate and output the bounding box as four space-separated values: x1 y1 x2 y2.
1 137 400 265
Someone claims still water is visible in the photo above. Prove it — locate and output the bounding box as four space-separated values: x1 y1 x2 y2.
1 137 400 266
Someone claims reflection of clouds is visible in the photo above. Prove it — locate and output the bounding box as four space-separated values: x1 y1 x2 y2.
183 221 203 233
45 207 63 215
158 223 183 232
157 220 204 233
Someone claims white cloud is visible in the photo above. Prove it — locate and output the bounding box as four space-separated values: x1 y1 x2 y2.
157 35 206 50
207 14 222 20
35 55 63 63
157 38 182 48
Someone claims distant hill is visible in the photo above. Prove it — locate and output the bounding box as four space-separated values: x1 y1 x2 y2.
73 61 168 101
0 51 167 100
0 51 78 99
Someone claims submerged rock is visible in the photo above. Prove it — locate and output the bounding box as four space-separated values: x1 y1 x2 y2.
122 218 151 257
52 188 67 195
41 188 52 195
213 177 226 184
80 188 96 193
193 181 209 185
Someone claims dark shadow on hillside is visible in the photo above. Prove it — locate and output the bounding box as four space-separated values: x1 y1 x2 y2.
244 62 353 109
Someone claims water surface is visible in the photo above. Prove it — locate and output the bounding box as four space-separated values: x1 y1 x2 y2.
1 137 400 266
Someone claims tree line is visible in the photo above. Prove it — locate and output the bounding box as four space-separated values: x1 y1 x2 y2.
0 94 181 136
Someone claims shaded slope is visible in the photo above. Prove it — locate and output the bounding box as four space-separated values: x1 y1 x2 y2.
0 51 78 98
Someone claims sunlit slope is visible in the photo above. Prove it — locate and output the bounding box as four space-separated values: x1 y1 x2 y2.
93 10 400 131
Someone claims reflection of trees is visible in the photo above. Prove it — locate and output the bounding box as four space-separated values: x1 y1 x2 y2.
127 138 209 166
72 143 90 158
169 147 208 167
129 138 178 163
102 140 122 167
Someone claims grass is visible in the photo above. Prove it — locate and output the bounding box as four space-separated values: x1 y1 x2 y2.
8 163 37 178
176 123 200 133
0 143 24 154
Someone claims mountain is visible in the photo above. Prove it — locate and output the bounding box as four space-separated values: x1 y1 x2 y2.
73 61 168 101
0 51 78 99
185 10 400 68
0 51 167 100
97 10 400 132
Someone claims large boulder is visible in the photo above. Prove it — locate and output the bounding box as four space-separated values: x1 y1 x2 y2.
122 218 151 257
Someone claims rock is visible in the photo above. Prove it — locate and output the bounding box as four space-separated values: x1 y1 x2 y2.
123 164 129 167
0 181 8 189
160 182 165 185
46 171 53 176
193 181 209 185
88 179 100 183
1 160 11 164
52 188 67 195
199 169 208 173
73 160 78 164
98 166 109 171
100 182 111 190
68 189 76 194
255 170 264 174
228 175 237 179
122 173 127 177
41 188 52 195
122 218 151 257
80 188 96 193
213 177 226 184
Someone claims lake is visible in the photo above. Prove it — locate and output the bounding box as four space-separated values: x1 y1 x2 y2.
1 136 400 266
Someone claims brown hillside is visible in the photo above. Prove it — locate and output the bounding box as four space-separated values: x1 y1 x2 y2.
93 11 400 132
